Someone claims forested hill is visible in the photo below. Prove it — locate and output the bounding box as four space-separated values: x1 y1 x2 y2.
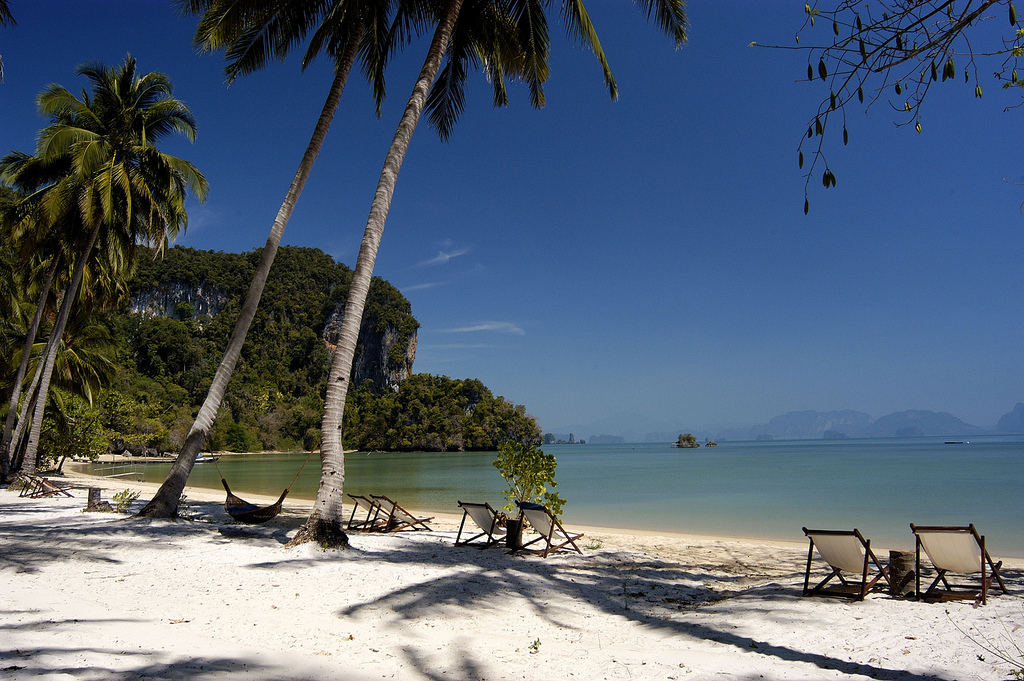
108 245 538 453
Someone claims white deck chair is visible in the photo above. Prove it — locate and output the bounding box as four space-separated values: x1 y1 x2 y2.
802 528 890 601
516 502 583 557
371 494 434 532
455 501 507 548
346 494 385 531
911 524 1008 605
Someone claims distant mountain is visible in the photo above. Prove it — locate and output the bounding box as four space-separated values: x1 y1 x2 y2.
717 409 874 440
589 434 625 445
763 410 874 439
868 410 984 438
556 402 1023 444
714 408 985 441
994 403 1024 434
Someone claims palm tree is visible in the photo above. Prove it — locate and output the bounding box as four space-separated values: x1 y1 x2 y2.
298 0 687 546
0 56 207 476
138 0 397 518
0 185 67 481
0 0 14 82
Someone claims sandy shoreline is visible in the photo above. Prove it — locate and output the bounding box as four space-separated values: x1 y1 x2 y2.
3 474 1023 680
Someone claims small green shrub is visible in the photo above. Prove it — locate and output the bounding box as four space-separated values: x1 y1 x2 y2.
493 442 564 517
112 489 141 514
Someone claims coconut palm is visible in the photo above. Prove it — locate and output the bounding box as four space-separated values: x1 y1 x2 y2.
0 0 14 82
0 183 68 480
0 56 207 476
300 0 687 546
138 0 397 518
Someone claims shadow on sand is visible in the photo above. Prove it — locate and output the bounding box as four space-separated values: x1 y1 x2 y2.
3 491 1022 680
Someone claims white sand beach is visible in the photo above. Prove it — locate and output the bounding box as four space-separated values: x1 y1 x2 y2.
2 475 1022 680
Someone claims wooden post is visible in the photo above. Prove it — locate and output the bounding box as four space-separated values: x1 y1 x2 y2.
889 549 915 597
85 487 112 512
505 514 524 550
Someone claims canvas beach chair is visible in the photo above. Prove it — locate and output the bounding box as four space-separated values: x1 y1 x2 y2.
347 494 386 531
802 528 890 601
455 501 507 548
18 474 74 499
910 524 1008 605
371 494 434 532
516 502 584 558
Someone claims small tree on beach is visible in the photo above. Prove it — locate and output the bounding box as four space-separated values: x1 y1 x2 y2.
493 441 565 517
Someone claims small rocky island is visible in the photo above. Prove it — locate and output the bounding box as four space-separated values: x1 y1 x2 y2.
672 433 700 448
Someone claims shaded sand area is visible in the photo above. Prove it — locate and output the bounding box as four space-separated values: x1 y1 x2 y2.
3 475 1023 680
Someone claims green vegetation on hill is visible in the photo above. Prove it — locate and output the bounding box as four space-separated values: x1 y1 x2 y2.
24 245 536 455
344 375 540 452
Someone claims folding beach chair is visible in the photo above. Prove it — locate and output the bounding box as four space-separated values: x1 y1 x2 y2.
371 494 434 532
910 524 1008 605
516 502 584 558
347 494 386 531
802 528 890 601
18 474 74 499
455 501 507 548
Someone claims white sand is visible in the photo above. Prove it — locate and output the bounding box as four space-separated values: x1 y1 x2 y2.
2 475 1022 680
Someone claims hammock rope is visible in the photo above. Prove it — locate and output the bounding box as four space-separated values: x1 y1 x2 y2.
212 449 316 524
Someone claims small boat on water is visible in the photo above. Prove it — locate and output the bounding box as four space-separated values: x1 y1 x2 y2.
195 454 220 463
944 441 968 445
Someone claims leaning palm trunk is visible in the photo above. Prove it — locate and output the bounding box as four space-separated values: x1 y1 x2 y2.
1 257 57 481
20 226 100 473
7 340 50 475
6 332 51 475
290 0 465 547
137 34 363 519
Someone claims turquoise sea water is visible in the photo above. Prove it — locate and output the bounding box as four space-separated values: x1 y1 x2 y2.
90 435 1024 556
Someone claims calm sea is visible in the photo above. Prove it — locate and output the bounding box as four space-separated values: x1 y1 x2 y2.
88 435 1024 556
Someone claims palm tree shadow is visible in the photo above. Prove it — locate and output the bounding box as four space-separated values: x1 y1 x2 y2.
334 533 1020 681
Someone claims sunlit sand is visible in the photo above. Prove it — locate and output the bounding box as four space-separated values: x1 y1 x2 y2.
3 475 1022 680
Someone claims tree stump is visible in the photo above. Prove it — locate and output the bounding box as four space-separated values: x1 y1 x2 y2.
505 515 524 550
889 549 916 598
85 487 112 512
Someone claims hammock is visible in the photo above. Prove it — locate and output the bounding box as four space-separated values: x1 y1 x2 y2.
212 450 314 525
221 479 289 524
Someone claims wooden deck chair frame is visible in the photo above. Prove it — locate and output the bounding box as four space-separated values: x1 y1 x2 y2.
347 494 385 531
910 524 1008 605
455 501 507 548
18 474 74 499
516 502 584 558
802 528 890 601
371 494 434 532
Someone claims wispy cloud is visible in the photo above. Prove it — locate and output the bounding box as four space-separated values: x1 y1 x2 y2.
403 281 445 292
419 247 470 267
423 343 495 350
442 321 525 336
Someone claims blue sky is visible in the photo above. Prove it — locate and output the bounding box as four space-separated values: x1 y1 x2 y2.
3 2 1022 438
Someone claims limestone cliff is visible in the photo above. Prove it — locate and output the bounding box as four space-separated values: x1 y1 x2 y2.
128 281 229 320
322 305 417 393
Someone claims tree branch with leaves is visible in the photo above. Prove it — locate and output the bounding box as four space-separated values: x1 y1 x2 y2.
762 1 1024 213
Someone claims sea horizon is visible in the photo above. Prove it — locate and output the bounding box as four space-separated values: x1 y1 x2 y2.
79 434 1024 557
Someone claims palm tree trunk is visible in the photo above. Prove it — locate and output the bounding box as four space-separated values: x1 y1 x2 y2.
290 0 465 547
136 31 363 518
1 257 58 481
7 335 50 475
21 226 100 473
